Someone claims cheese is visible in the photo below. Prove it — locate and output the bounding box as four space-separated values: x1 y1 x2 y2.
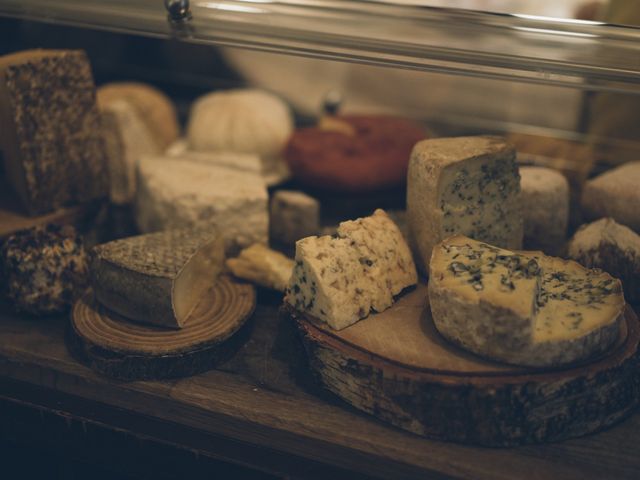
428 236 624 367
167 148 262 174
0 224 89 315
101 100 160 205
186 89 293 185
519 166 569 255
568 218 640 304
91 228 225 329
270 190 320 246
286 209 417 330
407 136 523 274
135 155 268 255
0 49 108 215
581 162 640 232
226 243 294 291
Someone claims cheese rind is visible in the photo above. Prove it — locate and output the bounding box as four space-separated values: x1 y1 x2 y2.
270 190 320 245
428 236 624 367
135 155 268 255
91 228 225 329
286 209 417 330
568 218 640 304
520 166 569 255
407 136 522 274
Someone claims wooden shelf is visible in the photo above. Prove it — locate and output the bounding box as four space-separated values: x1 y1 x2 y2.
1 299 639 479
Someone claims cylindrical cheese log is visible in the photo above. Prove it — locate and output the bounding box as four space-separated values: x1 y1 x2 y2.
519 166 569 255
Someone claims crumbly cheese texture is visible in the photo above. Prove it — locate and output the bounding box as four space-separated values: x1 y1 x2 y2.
581 162 640 232
407 136 523 274
270 190 320 246
226 243 295 291
568 218 640 304
428 236 624 367
519 166 569 255
135 155 268 255
286 209 417 330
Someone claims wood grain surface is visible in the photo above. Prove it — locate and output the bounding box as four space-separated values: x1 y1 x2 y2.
1 296 640 479
68 276 255 380
293 285 640 446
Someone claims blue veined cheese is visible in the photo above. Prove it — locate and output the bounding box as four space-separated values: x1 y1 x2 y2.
407 136 523 274
428 236 625 367
286 209 417 330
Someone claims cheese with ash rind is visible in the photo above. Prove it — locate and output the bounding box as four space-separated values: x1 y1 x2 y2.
428 236 625 367
135 155 268 255
91 228 225 328
581 162 640 232
270 190 320 246
568 218 640 304
407 136 523 274
0 49 108 215
226 243 294 291
286 209 417 330
520 166 569 255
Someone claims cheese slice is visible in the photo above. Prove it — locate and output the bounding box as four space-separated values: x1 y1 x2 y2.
428 236 625 367
286 209 417 330
226 243 294 291
407 136 522 274
91 228 225 329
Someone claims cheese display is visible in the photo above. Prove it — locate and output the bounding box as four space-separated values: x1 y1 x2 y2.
581 161 640 232
100 100 160 205
429 236 625 367
0 49 109 215
270 190 320 246
286 209 417 330
285 115 425 192
91 228 225 329
186 89 293 185
407 136 523 274
519 166 569 255
1 225 89 315
226 243 295 291
135 155 268 255
167 149 262 174
97 82 179 150
568 218 640 304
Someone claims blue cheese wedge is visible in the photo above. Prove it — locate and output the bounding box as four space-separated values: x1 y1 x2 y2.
286 209 417 330
407 136 523 274
428 236 624 367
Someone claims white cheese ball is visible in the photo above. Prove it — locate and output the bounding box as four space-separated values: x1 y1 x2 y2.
186 89 293 184
520 166 569 255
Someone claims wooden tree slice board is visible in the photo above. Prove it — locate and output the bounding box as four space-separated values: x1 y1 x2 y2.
290 284 640 446
68 276 256 380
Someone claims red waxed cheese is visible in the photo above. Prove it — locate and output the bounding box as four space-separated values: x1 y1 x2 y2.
284 115 426 192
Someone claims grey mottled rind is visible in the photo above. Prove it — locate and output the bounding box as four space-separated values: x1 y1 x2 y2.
0 49 109 215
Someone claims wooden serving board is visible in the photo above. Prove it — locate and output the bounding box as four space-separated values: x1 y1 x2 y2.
291 284 640 447
68 275 256 381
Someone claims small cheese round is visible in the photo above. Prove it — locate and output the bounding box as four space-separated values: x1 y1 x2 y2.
186 89 293 184
520 166 569 255
1 225 89 315
97 82 180 150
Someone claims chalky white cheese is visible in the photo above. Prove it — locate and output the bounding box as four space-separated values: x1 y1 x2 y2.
286 209 417 330
519 166 569 255
135 155 268 255
407 136 523 274
428 236 625 367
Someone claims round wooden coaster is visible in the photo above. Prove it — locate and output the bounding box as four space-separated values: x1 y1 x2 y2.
68 275 256 380
290 284 640 446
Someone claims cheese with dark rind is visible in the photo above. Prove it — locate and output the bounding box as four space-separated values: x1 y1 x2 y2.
91 228 225 329
285 209 417 330
428 236 624 367
0 49 108 215
407 136 522 274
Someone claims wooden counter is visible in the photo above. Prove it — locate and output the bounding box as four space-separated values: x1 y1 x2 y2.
1 294 639 479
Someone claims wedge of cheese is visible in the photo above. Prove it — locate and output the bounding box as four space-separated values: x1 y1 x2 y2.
286 209 417 330
428 236 624 367
91 228 225 329
407 136 523 274
226 243 294 291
